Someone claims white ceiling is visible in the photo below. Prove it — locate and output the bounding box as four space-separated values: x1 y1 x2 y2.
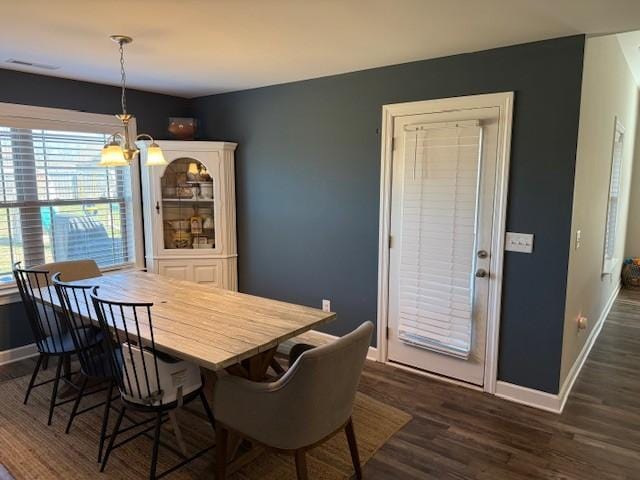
1 0 640 98
618 30 640 86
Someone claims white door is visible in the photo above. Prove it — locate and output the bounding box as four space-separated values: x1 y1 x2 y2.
387 105 502 386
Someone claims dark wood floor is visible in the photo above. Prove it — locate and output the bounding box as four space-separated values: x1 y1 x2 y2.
358 288 640 479
2 289 640 479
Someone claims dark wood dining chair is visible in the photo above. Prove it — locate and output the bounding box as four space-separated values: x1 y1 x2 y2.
13 261 103 425
90 286 216 480
213 321 373 480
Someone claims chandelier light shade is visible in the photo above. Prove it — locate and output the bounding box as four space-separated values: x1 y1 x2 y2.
145 142 167 166
100 35 167 168
99 140 128 167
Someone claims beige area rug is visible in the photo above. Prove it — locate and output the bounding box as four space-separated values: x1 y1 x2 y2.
0 374 410 479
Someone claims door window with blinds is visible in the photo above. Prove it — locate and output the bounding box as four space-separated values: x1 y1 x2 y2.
0 116 136 284
396 121 482 358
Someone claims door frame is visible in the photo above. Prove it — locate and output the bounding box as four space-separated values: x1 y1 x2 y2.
376 92 514 393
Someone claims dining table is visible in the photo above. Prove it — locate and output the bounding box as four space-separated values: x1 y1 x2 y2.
37 269 337 469
49 270 335 375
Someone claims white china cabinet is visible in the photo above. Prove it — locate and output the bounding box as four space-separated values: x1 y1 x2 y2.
139 141 238 290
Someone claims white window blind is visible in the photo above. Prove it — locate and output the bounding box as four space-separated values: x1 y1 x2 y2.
0 126 136 284
397 121 482 358
603 119 625 274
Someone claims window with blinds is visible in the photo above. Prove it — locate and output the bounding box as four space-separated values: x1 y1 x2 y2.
603 118 625 274
397 121 482 358
0 126 135 284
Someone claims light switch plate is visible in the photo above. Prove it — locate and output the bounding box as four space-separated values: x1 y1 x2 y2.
505 232 534 253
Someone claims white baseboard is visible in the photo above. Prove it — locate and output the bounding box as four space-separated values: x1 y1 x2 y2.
496 282 620 414
556 281 620 412
0 343 38 366
495 380 563 413
278 329 379 361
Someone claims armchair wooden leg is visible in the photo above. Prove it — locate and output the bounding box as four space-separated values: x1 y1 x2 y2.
215 425 228 480
345 417 362 479
294 450 308 480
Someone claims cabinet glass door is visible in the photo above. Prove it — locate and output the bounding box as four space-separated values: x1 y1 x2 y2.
160 157 215 251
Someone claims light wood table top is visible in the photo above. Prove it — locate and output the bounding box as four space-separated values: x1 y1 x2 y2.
45 270 336 371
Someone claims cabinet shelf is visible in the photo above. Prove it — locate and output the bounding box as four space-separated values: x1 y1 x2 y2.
162 197 215 203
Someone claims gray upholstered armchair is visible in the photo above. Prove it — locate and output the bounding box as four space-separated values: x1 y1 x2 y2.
213 321 374 480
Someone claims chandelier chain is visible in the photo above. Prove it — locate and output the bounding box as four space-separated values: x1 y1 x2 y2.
101 35 165 167
119 41 127 114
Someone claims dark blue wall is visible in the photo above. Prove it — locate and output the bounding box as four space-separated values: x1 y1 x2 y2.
191 36 585 393
0 68 190 139
0 302 34 351
0 68 190 351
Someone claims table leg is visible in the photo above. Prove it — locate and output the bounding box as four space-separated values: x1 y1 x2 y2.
63 355 72 380
246 347 278 381
200 367 218 404
270 357 285 376
58 355 79 400
168 411 188 457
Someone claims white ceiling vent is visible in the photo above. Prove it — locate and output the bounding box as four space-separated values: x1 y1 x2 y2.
5 59 60 70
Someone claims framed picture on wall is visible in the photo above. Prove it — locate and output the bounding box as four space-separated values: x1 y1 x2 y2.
602 117 625 275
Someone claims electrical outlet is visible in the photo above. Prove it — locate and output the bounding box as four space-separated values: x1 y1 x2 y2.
322 299 331 312
576 229 581 250
577 315 588 330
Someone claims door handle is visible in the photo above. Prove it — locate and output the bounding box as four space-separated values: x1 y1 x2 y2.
475 269 488 278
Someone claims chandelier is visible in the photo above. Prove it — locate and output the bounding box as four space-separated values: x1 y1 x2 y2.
100 35 167 167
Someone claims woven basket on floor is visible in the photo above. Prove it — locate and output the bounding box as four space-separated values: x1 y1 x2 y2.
622 262 640 288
